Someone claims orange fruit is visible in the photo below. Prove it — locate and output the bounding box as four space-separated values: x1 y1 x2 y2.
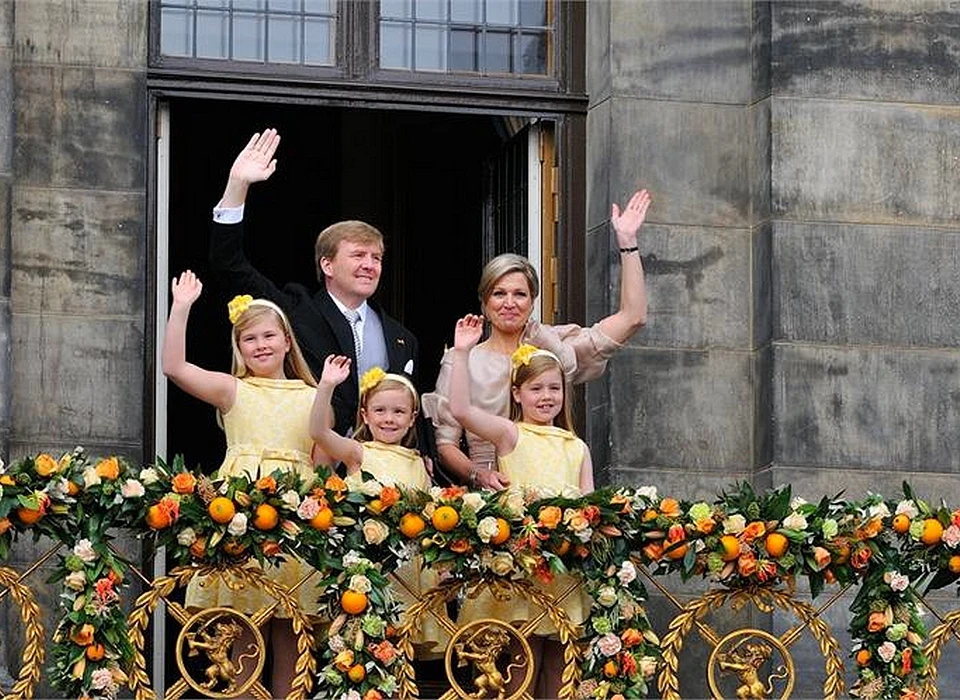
921 518 944 546
892 514 911 534
720 535 741 562
347 664 366 683
855 648 871 666
399 512 426 538
308 506 335 530
949 555 960 574
367 498 383 515
665 541 688 560
208 497 236 525
252 503 279 531
144 504 172 529
642 508 658 523
603 660 618 678
66 481 80 497
490 517 511 545
15 507 43 526
341 589 368 615
432 505 460 532
764 532 789 558
85 643 105 661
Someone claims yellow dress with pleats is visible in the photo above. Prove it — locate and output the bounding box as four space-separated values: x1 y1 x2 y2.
185 376 320 617
359 441 449 656
458 423 590 636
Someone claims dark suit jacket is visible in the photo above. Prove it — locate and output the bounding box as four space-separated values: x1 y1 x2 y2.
209 220 419 435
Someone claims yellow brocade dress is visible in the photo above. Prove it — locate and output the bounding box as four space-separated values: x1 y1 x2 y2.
458 423 591 636
185 376 320 617
360 442 448 656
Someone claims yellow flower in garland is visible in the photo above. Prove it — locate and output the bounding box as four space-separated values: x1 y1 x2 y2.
34 453 59 477
227 294 253 325
359 367 386 396
511 343 539 370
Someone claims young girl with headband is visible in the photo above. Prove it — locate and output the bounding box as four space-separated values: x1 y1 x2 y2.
448 313 594 699
310 355 447 656
162 270 320 698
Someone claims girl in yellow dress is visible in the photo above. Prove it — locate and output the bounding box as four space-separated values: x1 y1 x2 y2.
310 355 448 657
162 270 319 699
448 313 594 699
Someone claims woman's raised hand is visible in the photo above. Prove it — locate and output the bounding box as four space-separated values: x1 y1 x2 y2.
321 355 351 386
611 189 652 247
454 314 484 351
171 270 203 307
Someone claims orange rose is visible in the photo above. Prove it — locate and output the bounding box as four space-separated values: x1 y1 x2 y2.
171 472 196 494
667 523 686 542
737 551 758 577
70 623 95 647
189 537 207 559
333 649 354 672
325 474 348 501
642 542 663 562
261 540 282 557
659 498 681 518
742 521 766 544
94 457 120 481
34 454 59 477
856 517 883 540
620 628 643 648
582 505 601 525
0 474 14 486
255 475 277 493
696 518 715 534
538 506 562 530
610 493 633 514
850 545 872 570
0 517 12 535
363 691 384 700
379 486 400 510
899 647 913 676
449 539 473 554
812 546 831 571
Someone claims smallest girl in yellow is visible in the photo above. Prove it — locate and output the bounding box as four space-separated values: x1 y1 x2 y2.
449 313 594 699
310 355 447 657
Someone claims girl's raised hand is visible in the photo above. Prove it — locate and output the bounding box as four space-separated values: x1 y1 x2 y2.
171 270 203 307
454 314 484 351
321 355 351 386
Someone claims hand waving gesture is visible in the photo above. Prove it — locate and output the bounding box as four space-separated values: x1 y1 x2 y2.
171 270 203 308
611 189 652 248
321 355 352 387
229 129 281 185
454 314 484 351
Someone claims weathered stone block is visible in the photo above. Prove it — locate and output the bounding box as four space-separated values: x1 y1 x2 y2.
773 344 960 469
11 186 145 315
11 313 144 443
752 222 772 348
750 97 771 222
586 98 611 231
608 0 756 104
772 98 960 226
774 221 960 346
0 178 8 295
638 224 752 349
14 65 146 189
607 466 754 502
586 0 611 107
13 0 147 68
764 465 960 505
585 222 611 325
609 348 757 470
0 47 11 171
608 97 759 227
0 0 11 48
773 1 960 105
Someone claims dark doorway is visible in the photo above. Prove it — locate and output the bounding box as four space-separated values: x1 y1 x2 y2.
164 99 506 470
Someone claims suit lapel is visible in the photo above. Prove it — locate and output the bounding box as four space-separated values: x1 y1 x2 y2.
369 300 407 372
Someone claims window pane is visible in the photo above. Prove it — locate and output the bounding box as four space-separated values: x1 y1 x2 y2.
449 27 478 71
380 21 412 69
268 15 301 62
303 16 334 64
233 13 265 60
196 10 229 59
233 0 266 10
197 0 229 7
160 7 194 57
450 0 480 23
486 0 515 26
518 0 545 26
415 25 446 70
380 0 412 19
484 29 511 72
415 0 447 21
518 31 546 74
268 0 300 11
303 0 332 12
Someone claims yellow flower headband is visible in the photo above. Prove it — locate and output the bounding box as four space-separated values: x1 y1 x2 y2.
510 343 561 380
227 294 288 327
359 366 419 406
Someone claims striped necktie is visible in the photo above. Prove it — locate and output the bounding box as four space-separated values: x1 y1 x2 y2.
345 308 363 359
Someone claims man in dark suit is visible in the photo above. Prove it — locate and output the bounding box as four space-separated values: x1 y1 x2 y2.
208 129 418 436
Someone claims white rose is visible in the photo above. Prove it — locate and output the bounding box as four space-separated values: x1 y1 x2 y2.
342 551 364 569
560 484 583 499
895 500 919 519
349 574 372 593
429 486 443 500
782 511 808 530
73 538 97 563
462 492 485 513
64 570 87 591
477 516 501 543
280 490 301 510
618 560 637 585
596 586 618 607
867 502 890 519
138 468 159 485
47 478 70 501
723 514 746 535
177 527 198 546
503 490 526 517
83 467 101 488
488 552 515 576
121 479 145 499
359 480 382 497
362 519 390 545
789 496 808 510
639 655 658 679
227 513 248 536
636 486 659 501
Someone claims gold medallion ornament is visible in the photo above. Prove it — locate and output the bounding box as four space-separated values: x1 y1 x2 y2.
177 608 265 698
708 629 793 700
0 567 45 700
447 620 534 700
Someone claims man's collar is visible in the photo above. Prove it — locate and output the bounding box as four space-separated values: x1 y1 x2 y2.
328 292 368 321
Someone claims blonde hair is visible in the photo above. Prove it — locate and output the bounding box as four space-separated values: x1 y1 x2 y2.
478 253 540 306
354 375 420 448
230 302 317 387
315 220 384 282
509 353 575 433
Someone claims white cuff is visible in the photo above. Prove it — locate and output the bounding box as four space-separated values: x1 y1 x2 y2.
212 202 245 224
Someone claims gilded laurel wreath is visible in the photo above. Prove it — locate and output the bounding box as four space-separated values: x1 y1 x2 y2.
920 608 960 699
0 567 45 700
